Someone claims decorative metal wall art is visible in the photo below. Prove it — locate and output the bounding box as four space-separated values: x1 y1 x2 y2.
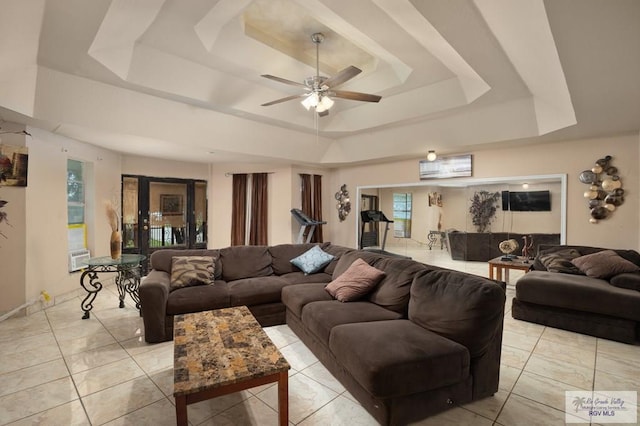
579 155 624 223
335 184 351 222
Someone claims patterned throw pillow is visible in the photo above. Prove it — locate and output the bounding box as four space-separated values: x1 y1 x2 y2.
290 245 335 275
170 256 214 290
325 258 386 302
538 249 582 274
571 250 640 279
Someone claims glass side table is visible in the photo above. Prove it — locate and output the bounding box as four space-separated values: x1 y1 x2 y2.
80 254 146 319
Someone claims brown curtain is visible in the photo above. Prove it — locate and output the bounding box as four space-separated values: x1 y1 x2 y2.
249 173 268 245
231 174 247 245
312 174 323 242
300 174 312 240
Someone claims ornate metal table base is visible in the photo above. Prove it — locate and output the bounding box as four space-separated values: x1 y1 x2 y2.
80 254 145 319
427 230 447 250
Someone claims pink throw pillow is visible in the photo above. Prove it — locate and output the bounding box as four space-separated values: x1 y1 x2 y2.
325 258 386 302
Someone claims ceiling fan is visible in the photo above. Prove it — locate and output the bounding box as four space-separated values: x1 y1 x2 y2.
260 32 382 117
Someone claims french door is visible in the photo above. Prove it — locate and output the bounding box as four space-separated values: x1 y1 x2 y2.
121 175 207 268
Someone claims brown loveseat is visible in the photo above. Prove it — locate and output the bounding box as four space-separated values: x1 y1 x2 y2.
139 243 506 425
513 245 640 343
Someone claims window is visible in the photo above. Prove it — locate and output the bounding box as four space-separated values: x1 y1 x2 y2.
67 160 85 225
393 193 412 238
67 160 89 270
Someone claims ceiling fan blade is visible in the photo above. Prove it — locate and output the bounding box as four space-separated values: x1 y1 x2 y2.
332 90 382 103
323 66 362 89
318 109 329 117
261 94 306 107
261 74 307 88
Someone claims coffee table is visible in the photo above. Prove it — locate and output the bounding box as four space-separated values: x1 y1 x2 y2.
488 256 532 282
173 306 290 426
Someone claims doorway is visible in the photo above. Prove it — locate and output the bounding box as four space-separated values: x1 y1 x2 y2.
121 175 207 268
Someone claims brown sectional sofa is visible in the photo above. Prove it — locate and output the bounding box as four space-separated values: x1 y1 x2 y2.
139 243 506 425
513 245 640 343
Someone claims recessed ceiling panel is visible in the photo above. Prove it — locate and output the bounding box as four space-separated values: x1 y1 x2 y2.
243 0 375 75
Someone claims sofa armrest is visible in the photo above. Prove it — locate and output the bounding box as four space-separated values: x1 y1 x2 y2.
140 269 171 343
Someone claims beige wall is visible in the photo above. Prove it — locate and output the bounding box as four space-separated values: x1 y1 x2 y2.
2 123 639 317
326 133 639 251
19 128 122 314
0 123 27 314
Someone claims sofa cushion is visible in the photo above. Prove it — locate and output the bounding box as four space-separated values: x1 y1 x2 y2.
282 283 333 318
610 272 640 291
219 245 273 281
227 276 289 306
408 270 505 358
331 250 385 279
290 245 335 275
268 243 327 275
166 280 230 315
326 258 385 302
537 249 582 274
329 320 470 398
516 271 640 321
279 271 332 285
302 300 402 344
170 256 214 290
368 257 430 315
150 249 222 279
571 250 640 279
322 245 354 275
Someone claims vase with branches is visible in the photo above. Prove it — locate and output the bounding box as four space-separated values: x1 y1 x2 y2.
105 199 121 259
469 190 500 233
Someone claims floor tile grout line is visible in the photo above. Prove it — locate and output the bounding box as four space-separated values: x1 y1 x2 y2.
44 303 95 426
491 323 547 424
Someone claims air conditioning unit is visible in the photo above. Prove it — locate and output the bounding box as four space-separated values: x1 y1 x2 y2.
69 249 90 272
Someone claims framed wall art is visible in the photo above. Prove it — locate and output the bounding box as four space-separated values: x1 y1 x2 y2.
160 194 184 216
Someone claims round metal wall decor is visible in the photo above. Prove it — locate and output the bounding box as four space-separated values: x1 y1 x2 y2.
579 155 623 223
335 184 351 222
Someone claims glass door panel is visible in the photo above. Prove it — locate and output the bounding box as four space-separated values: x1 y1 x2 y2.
194 181 207 246
122 177 139 249
149 182 188 248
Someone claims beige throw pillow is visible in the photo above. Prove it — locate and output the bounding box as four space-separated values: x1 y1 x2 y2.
325 258 385 302
571 250 640 279
170 256 214 290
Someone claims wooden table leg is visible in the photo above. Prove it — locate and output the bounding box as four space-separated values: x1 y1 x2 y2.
495 267 503 281
278 371 289 426
175 395 188 426
489 264 494 279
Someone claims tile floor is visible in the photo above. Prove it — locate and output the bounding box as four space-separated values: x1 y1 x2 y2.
1 248 638 425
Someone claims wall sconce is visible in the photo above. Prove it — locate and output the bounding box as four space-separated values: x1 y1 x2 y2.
522 183 529 189
335 184 351 222
427 150 437 161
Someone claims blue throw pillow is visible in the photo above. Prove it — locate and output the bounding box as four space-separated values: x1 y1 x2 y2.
290 246 335 275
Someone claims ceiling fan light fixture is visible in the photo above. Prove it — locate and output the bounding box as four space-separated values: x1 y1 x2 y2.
301 93 319 110
320 95 334 110
427 150 437 161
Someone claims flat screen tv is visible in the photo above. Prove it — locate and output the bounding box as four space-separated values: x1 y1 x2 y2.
504 190 551 211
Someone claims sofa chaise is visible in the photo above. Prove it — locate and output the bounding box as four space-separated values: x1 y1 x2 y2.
139 242 506 425
513 244 640 343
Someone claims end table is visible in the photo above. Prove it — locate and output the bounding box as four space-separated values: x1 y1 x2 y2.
79 254 145 319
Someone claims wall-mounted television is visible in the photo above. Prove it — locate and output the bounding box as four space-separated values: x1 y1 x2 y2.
502 190 551 211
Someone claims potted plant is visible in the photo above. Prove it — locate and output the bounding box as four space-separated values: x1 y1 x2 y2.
469 190 500 233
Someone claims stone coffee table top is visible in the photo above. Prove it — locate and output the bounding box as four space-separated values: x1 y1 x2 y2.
174 306 290 397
